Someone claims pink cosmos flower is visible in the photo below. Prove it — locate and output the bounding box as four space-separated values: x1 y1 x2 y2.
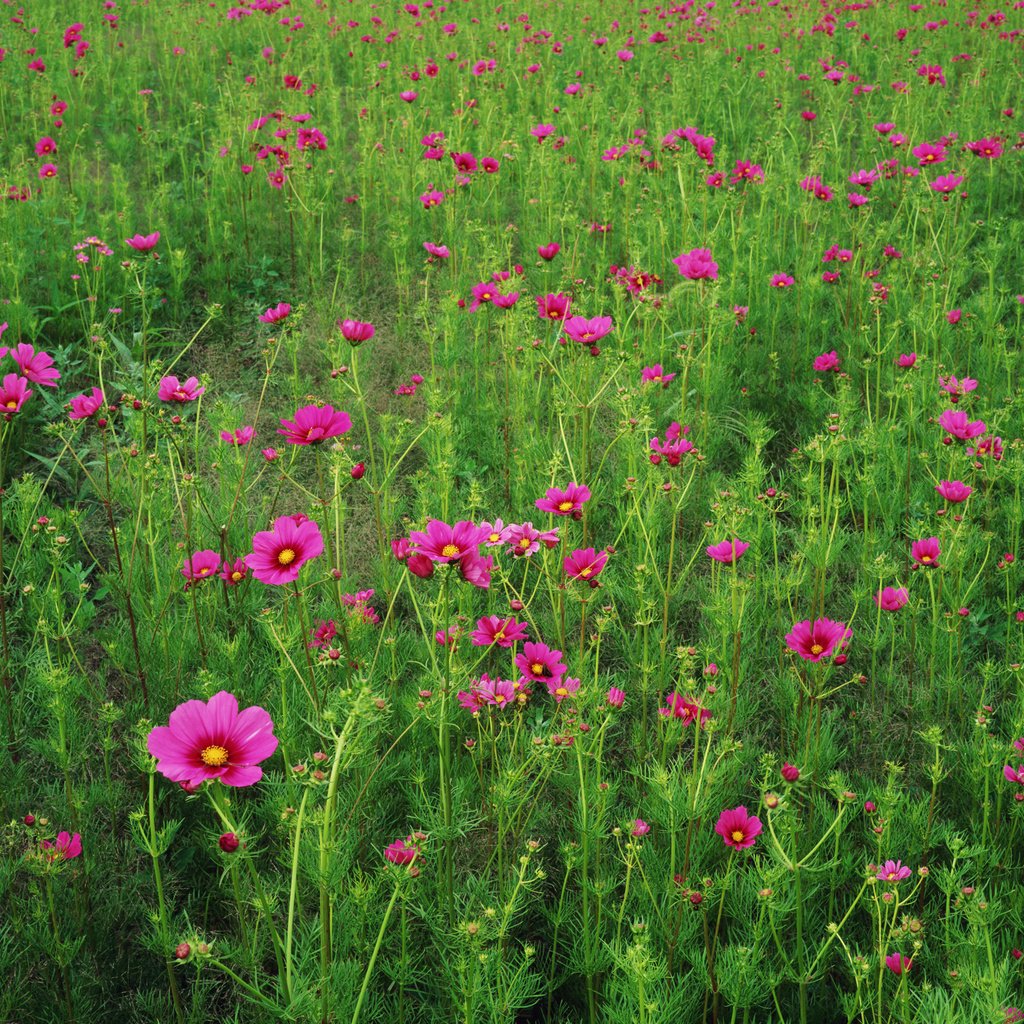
471 615 528 648
607 687 625 707
41 831 82 861
537 243 560 260
126 232 160 252
564 547 608 581
8 344 60 386
38 163 59 180
813 350 840 372
930 174 964 195
473 675 518 708
641 364 675 387
505 521 542 557
259 302 291 324
182 549 221 582
158 375 205 402
515 641 566 687
218 426 253 447
946 309 961 325
897 353 917 368
338 319 375 344
536 292 571 322
706 539 750 564
966 138 1002 159
68 386 104 420
911 537 940 567
0 374 31 415
875 587 909 611
384 835 424 865
938 375 977 399
631 819 650 837
420 189 444 208
423 242 450 259
245 516 325 585
912 142 946 167
409 520 486 564
939 409 986 439
649 422 695 466
660 693 711 727
935 480 972 503
35 136 57 156
548 676 581 703
480 519 507 547
536 482 591 516
673 247 718 281
146 691 278 787
1003 765 1024 786
715 806 762 850
277 404 352 445
876 859 912 883
770 272 795 288
785 618 852 662
563 316 613 345
219 558 248 586
885 953 912 976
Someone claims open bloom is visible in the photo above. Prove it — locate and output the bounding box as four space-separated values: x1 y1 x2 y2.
515 641 566 688
876 859 912 883
182 549 221 582
0 374 32 415
536 482 591 516
548 676 581 702
68 387 104 420
563 315 613 345
245 516 324 585
536 292 571 321
673 247 718 280
875 587 909 611
785 618 852 662
146 690 278 787
385 834 425 864
158 375 204 402
649 422 694 466
641 364 675 387
564 547 608 581
939 409 986 439
259 302 291 324
935 480 972 503
409 519 486 562
220 558 248 585
813 350 840 372
911 537 940 567
278 404 352 445
472 615 528 648
9 344 60 386
126 231 160 252
41 831 82 861
715 806 762 850
706 539 749 564
660 693 711 727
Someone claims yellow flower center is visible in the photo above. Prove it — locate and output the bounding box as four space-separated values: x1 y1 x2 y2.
231 571 243 581
731 829 745 843
494 630 505 641
201 744 230 767
530 663 544 675
810 644 823 655
556 687 568 697
557 500 574 511
921 555 932 563
519 538 531 549
495 695 506 705
5 401 16 409
199 567 210 575
580 567 592 577
441 543 460 557
278 548 297 565
489 533 500 543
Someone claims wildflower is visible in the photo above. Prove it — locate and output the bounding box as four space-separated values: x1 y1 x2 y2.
607 687 625 707
706 539 749 564
897 354 917 368
419 189 444 208
536 292 571 322
0 374 32 415
660 693 711 727
910 537 940 567
885 953 912 975
245 516 324 585
781 763 800 783
258 303 291 324
642 364 675 387
182 549 221 582
409 519 486 562
158 375 205 402
563 315 613 345
126 231 160 252
220 426 254 446
966 137 1002 159
650 422 695 466
935 480 972 503
564 547 608 581
548 676 580 702
536 482 591 516
277 404 352 445
8 344 60 386
673 247 718 281
68 387 104 420
874 587 909 611
146 691 278 787
770 272 795 288
471 615 528 648
930 174 964 195
537 242 560 260
715 806 763 850
813 351 840 372
515 641 567 688
877 859 912 883
385 834 424 865
338 319 375 344
785 618 852 662
423 242 450 259
631 819 650 837
938 409 986 439
219 832 240 853
41 831 82 861
219 558 248 586
38 164 59 180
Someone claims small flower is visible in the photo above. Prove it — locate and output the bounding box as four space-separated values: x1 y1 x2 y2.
910 537 940 567
874 587 909 611
631 819 650 837
245 516 325 585
607 687 625 707
126 232 160 252
885 952 912 975
673 247 718 281
258 302 291 324
338 319 375 344
219 832 240 853
182 549 221 582
68 387 104 420
536 483 591 516
41 831 82 861
781 763 800 783
706 539 749 564
158 375 204 403
564 547 608 582
876 859 912 883
715 806 762 850
785 618 852 662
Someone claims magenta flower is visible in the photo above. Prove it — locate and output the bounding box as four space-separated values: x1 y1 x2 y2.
219 558 248 586
660 693 711 727
126 231 160 252
885 953 912 976
182 549 221 582
68 387 104 421
536 292 571 322
911 537 940 567
537 242 560 260
785 618 852 662
245 516 325 585
338 319 375 344
385 834 425 864
564 547 608 581
641 364 675 388
563 315 613 345
876 859 912 883
41 831 82 862
874 587 909 611
939 409 986 439
770 272 795 288
419 189 444 208
706 539 750 565
471 615 528 648
631 819 650 837
813 350 840 372
649 422 695 466
715 806 762 850
536 482 591 516
897 353 917 368
1003 765 1024 786
9 344 60 386
474 675 517 708
930 174 964 194
409 519 486 563
935 480 972 503
0 374 32 415
277 404 352 445
607 687 625 707
146 690 278 788
548 676 581 703
672 247 718 281
938 375 977 398
158 375 204 402
259 302 291 324
515 641 566 687
966 137 1003 159
423 242 450 259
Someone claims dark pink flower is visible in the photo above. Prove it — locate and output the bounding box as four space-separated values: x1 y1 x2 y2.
219 558 248 586
563 315 613 345
715 806 762 850
874 587 909 611
935 480 972 503
564 547 608 581
409 519 486 562
911 537 940 567
41 831 82 861
0 374 31 415
673 247 718 281
813 350 840 372
785 618 852 662
220 426 254 446
259 302 291 324
471 615 528 648
158 375 204 402
706 539 749 564
182 549 221 582
9 344 60 386
537 242 560 260
126 231 160 251
641 364 675 387
515 641 566 687
536 292 571 322
68 386 104 420
536 482 591 516
338 319 375 344
938 409 986 439
885 953 912 975
277 404 352 445
245 516 325 585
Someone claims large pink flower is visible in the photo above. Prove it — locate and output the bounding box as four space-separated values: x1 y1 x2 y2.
277 404 352 445
673 247 718 280
68 387 104 420
0 373 31 415
715 806 762 849
41 830 82 861
536 482 591 516
158 375 205 402
563 315 613 345
785 618 852 662
564 547 608 581
245 516 325 585
706 539 749 564
147 690 278 788
409 519 486 562
9 343 60 386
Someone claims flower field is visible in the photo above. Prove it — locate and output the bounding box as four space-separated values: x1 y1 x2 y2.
2 0 1024 1021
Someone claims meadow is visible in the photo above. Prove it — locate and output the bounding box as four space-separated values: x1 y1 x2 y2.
1 0 1024 1021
